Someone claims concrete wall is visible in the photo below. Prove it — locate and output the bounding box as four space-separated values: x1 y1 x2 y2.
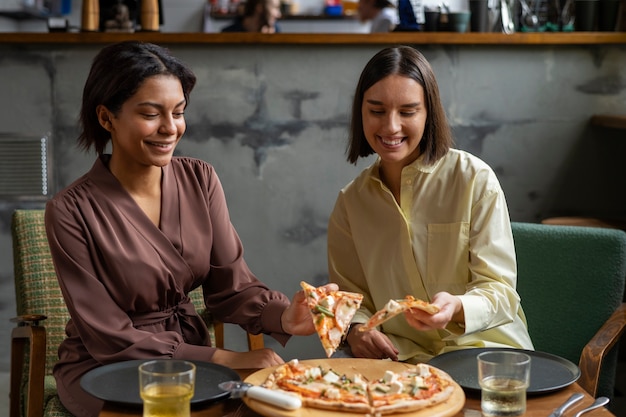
1 41 625 374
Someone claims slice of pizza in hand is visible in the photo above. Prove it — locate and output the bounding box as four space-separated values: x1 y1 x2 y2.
300 281 364 357
359 295 440 332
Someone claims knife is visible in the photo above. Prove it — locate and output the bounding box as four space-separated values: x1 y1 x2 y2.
548 392 584 417
218 381 302 410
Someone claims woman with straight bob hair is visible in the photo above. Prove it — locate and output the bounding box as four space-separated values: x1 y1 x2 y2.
347 46 451 166
330 46 533 363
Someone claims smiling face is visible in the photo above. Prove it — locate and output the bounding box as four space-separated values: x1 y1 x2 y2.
361 74 427 172
98 74 186 174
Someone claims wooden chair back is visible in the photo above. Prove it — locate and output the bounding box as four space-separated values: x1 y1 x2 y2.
10 209 263 417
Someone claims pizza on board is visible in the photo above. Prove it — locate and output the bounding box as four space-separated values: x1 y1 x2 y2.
359 296 440 332
300 281 364 357
261 359 456 415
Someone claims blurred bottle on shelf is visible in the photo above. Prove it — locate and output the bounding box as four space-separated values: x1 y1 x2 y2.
140 0 160 31
81 0 100 31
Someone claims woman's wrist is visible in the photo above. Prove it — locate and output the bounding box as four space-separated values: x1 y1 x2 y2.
344 323 362 345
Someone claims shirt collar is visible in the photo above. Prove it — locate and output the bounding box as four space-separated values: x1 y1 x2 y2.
368 153 444 181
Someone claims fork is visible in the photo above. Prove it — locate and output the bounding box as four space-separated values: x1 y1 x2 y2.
573 397 610 417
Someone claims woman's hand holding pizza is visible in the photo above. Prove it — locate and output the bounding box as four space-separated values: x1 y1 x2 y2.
347 323 399 360
281 283 339 336
404 292 465 331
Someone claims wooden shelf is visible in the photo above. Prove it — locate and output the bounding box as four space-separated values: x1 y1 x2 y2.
591 114 626 130
0 31 625 45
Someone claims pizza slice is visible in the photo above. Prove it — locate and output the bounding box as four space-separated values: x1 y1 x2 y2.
367 363 455 415
300 281 364 357
359 295 440 332
261 359 372 413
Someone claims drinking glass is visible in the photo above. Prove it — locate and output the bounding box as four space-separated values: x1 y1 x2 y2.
477 351 531 416
139 360 196 417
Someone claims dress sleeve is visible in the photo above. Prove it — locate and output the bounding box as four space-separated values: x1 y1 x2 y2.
45 198 219 363
191 164 291 344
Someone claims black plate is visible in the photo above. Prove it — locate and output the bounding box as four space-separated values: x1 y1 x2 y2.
80 359 240 406
427 348 580 395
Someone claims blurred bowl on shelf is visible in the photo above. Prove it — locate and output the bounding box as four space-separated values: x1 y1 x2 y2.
324 5 343 16
447 11 471 32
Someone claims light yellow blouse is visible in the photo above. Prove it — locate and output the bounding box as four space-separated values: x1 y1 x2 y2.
328 149 534 362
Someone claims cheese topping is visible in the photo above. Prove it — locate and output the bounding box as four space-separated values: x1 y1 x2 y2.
305 366 322 379
415 363 431 377
322 370 340 384
382 370 396 383
385 299 402 314
324 387 340 399
320 295 335 309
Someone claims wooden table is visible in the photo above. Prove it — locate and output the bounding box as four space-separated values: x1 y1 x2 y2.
99 369 615 417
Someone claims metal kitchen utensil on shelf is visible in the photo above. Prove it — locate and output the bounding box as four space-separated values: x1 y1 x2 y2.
573 397 610 417
218 381 302 410
548 392 584 417
500 0 515 33
520 0 539 28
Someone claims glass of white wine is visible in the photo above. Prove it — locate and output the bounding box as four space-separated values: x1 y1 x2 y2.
477 351 531 417
139 360 196 417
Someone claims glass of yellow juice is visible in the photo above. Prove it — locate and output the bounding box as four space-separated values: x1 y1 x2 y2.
139 360 196 417
477 351 531 417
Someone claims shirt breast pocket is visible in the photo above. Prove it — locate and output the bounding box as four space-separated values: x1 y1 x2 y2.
426 222 469 294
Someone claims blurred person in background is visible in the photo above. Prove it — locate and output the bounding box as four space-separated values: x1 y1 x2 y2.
221 0 282 32
358 0 399 32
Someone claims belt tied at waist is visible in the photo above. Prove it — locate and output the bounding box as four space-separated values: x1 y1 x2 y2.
131 297 211 345
131 297 197 326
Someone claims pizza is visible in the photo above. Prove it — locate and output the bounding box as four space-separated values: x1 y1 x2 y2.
260 359 456 415
300 281 363 357
359 296 440 332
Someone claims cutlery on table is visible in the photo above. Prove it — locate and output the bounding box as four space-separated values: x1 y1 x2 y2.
548 392 584 417
218 381 302 410
573 396 610 417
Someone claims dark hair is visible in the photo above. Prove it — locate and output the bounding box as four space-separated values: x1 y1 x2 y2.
374 0 395 9
78 41 197 155
347 46 452 165
241 0 267 17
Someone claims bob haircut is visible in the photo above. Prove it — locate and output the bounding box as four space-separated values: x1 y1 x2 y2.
78 41 197 155
347 46 453 165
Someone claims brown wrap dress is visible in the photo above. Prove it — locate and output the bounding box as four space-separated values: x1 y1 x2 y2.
45 155 290 417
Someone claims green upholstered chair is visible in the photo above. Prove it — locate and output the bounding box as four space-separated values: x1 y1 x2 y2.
10 209 263 417
511 222 626 400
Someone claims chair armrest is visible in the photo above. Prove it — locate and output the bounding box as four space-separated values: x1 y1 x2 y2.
578 303 626 396
11 314 47 326
247 332 265 351
10 316 47 417
212 321 265 351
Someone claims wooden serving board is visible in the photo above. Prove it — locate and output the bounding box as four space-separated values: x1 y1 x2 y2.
243 358 465 417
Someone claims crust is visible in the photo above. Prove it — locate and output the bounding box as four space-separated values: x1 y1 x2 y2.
373 384 455 415
303 397 372 414
360 296 439 332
